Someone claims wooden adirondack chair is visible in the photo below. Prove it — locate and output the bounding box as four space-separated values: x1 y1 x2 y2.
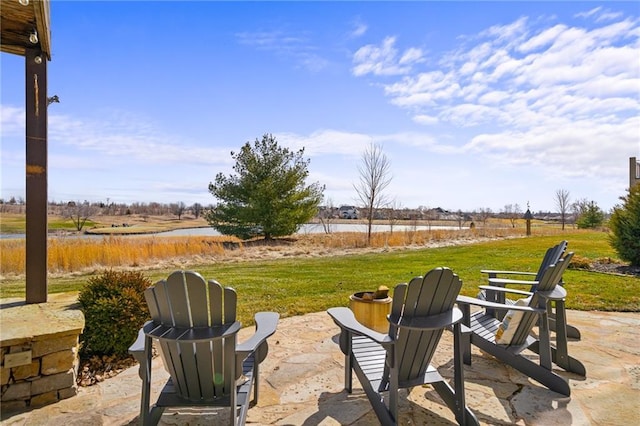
457 254 585 397
128 270 279 426
328 267 479 426
480 241 580 340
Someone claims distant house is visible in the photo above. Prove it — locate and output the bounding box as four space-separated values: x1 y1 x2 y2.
338 205 358 219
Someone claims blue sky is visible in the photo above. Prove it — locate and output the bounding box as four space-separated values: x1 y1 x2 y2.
1 1 639 213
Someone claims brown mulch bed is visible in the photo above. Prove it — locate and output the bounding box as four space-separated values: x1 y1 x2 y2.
77 355 138 387
589 261 640 277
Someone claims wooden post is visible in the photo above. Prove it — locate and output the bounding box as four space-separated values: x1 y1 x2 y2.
524 208 533 237
25 48 48 304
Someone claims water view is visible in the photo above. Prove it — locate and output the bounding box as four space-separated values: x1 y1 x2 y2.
1 223 465 240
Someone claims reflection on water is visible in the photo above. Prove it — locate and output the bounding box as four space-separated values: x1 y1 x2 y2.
136 223 463 237
1 223 465 240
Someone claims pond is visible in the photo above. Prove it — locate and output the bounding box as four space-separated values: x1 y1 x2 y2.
0 223 465 240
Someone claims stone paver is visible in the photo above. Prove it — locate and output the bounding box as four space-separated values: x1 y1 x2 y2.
2 310 639 425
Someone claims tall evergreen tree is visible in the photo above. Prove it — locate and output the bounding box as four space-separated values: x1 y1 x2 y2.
609 185 640 266
207 134 324 240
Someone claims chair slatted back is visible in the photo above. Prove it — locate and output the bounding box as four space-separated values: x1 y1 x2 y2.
508 253 574 346
144 270 238 401
530 241 568 290
391 268 462 385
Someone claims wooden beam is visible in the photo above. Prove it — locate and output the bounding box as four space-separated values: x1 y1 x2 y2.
25 48 48 304
34 0 52 60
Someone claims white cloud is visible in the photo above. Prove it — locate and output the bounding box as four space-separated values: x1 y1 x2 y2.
46 110 233 167
412 114 438 125
0 105 25 137
518 24 567 53
575 6 624 23
235 29 328 72
277 129 373 157
352 36 423 76
399 47 423 65
595 11 625 23
575 7 602 19
351 9 640 194
349 17 367 38
477 90 510 105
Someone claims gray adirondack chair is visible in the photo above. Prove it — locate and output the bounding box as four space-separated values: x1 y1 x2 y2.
480 240 580 340
128 270 279 426
458 253 585 397
328 267 479 426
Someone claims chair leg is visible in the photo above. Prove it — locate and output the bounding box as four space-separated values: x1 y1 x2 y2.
389 364 399 424
146 407 164 426
253 358 259 403
529 341 587 376
460 324 472 366
139 336 153 426
472 337 570 397
453 323 465 423
432 381 479 426
345 332 353 393
551 346 586 376
538 312 552 370
351 356 394 426
550 317 581 340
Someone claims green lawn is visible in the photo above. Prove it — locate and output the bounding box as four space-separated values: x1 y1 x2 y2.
1 231 637 327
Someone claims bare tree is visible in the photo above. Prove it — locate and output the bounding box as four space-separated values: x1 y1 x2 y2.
192 202 203 219
354 143 392 245
171 202 187 220
421 206 435 231
555 189 571 230
318 198 336 234
455 210 468 230
502 203 522 228
476 207 493 227
386 199 402 234
63 201 98 231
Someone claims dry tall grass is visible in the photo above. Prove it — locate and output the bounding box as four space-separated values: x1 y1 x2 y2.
0 226 542 276
1 236 232 275
298 226 546 249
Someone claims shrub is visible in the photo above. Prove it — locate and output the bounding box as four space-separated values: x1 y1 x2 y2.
567 254 592 270
575 200 605 229
78 270 152 357
609 185 640 266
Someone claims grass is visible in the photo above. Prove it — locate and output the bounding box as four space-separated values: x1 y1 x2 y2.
0 212 209 235
1 230 637 328
0 213 93 233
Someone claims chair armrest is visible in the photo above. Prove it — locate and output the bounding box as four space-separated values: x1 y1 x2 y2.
481 269 537 277
536 286 567 301
237 312 280 354
488 278 539 286
128 322 152 356
327 307 393 345
457 295 545 314
389 307 463 330
478 285 533 298
128 320 156 380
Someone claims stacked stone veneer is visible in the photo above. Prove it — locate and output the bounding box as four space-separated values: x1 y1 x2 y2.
0 296 84 414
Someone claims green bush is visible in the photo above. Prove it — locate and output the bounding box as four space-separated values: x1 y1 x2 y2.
78 270 152 357
575 200 605 229
609 185 640 266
